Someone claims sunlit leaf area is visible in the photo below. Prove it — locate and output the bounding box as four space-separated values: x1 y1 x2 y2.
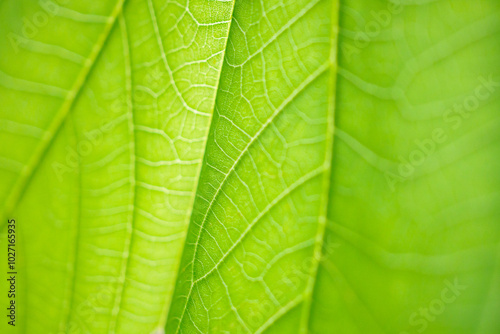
1 0 499 333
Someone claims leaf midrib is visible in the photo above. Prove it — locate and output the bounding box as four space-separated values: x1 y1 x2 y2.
167 0 341 332
168 0 239 331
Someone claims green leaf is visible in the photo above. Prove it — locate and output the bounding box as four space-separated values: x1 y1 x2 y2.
1 0 500 334
1 0 233 332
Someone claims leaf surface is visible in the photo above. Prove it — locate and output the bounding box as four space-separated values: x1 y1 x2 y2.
1 0 500 334
1 0 234 333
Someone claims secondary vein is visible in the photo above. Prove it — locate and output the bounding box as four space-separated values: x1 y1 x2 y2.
298 0 341 332
109 12 137 334
1 0 127 226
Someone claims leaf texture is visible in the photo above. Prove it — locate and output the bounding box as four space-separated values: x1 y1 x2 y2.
1 0 234 333
1 0 500 334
